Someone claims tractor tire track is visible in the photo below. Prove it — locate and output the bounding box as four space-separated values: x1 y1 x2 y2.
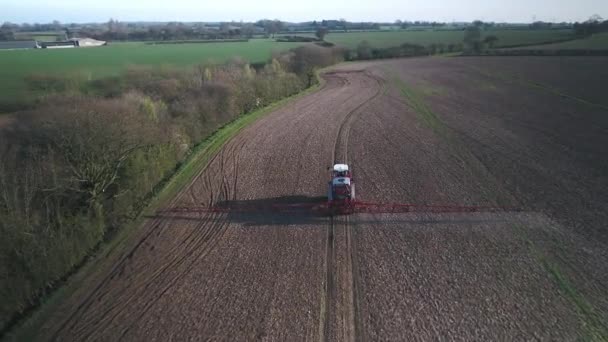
50 138 248 341
78 212 229 341
321 216 335 342
58 145 244 340
323 70 385 342
117 212 233 340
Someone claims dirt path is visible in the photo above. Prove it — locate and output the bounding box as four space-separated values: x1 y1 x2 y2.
36 58 608 341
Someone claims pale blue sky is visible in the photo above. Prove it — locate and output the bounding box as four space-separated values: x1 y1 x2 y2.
2 0 606 23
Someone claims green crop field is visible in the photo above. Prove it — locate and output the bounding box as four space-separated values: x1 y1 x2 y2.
323 29 574 48
0 29 577 110
504 32 608 50
0 39 302 108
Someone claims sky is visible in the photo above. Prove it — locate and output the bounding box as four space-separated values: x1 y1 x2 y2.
2 0 607 24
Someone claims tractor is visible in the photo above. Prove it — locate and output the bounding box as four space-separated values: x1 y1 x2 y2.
328 163 355 214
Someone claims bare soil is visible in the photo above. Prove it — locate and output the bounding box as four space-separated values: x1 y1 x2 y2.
34 57 608 341
0 114 14 129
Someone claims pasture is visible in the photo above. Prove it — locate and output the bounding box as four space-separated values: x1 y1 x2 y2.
324 29 574 48
0 39 301 108
505 32 608 50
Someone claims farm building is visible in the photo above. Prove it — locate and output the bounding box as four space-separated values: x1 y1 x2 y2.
0 40 40 50
39 38 106 49
40 41 77 49
69 38 107 47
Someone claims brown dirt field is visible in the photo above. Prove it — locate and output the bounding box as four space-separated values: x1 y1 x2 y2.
453 56 608 108
0 114 14 129
33 57 608 341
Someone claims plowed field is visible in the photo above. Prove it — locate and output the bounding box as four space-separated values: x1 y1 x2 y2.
35 57 608 341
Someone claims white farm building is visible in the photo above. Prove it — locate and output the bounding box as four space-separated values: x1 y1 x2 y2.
38 38 107 49
69 38 107 47
0 37 106 50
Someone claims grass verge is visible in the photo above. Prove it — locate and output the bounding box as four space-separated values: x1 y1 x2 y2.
4 74 326 342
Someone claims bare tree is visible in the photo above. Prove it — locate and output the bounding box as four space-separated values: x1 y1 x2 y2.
483 35 499 48
51 20 62 31
23 97 161 205
464 26 483 53
315 27 329 40
339 18 347 32
241 23 255 38
588 14 603 23
261 19 283 38
107 18 116 32
357 40 373 59
290 45 339 86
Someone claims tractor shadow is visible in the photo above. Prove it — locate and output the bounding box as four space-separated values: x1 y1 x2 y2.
149 195 514 227
151 195 331 227
216 195 331 227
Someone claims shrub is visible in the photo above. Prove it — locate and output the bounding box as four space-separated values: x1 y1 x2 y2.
357 41 373 59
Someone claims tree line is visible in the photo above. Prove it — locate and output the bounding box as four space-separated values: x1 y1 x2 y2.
1 19 377 42
2 17 603 43
345 22 499 59
573 15 608 36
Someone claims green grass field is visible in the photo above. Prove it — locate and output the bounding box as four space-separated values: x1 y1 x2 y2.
0 29 580 110
505 32 608 50
0 39 301 107
323 29 574 48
